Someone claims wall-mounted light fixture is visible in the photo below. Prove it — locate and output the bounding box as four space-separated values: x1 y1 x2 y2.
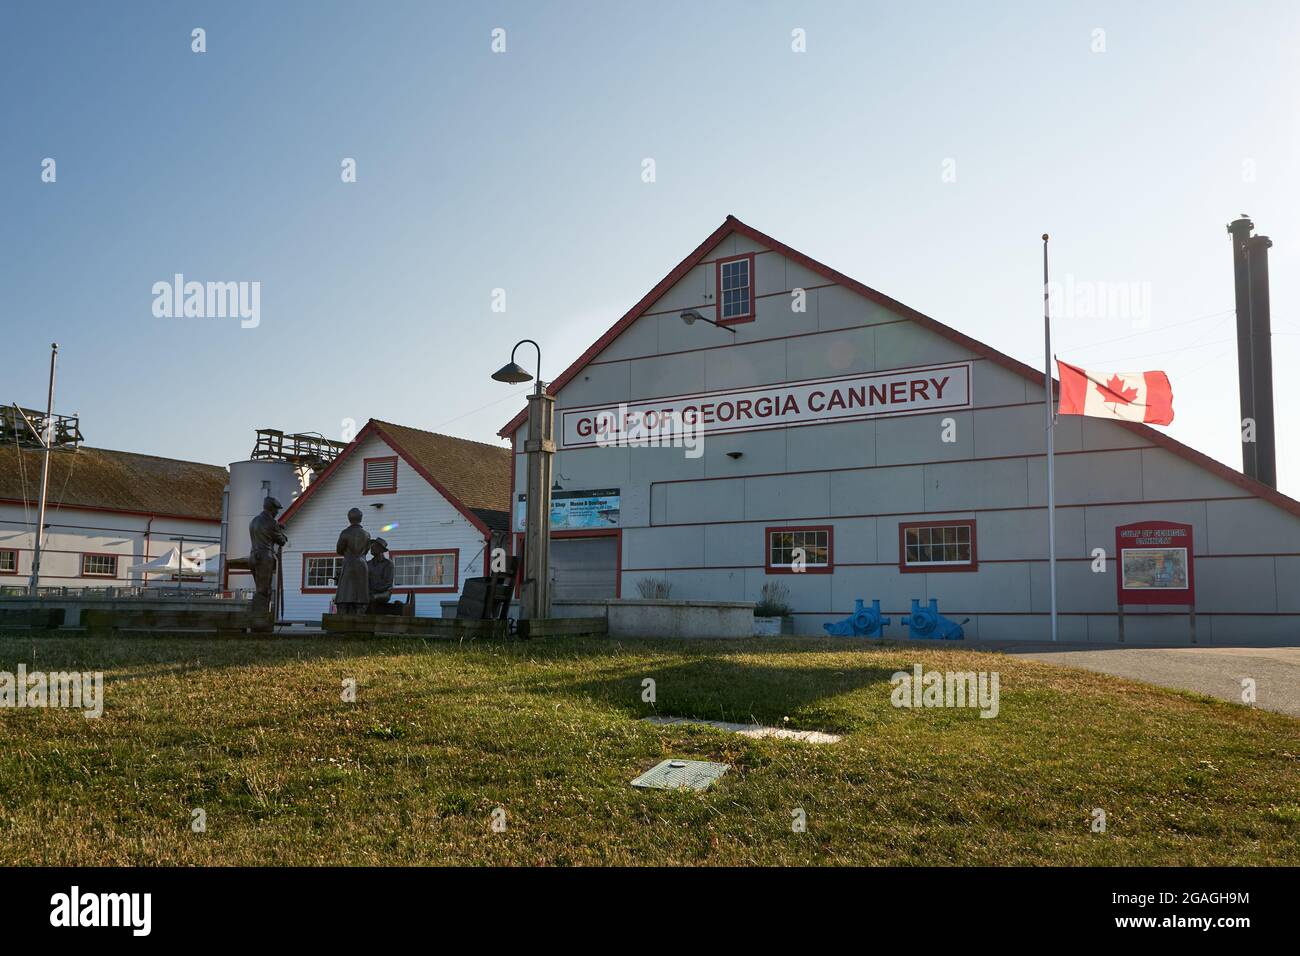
680 309 737 335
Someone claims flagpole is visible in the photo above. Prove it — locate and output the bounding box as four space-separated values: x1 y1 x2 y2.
1042 235 1058 642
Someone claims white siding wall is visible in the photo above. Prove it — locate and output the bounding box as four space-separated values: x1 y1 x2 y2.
511 240 1300 644
280 433 488 621
0 503 219 588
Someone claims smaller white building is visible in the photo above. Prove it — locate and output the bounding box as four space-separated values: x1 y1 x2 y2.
277 419 511 620
0 445 226 590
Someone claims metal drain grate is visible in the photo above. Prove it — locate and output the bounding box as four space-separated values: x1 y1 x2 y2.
631 759 729 791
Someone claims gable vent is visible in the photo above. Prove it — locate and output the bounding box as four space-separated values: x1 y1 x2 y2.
363 457 397 493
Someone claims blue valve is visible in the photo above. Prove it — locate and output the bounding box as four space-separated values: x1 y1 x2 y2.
823 598 891 638
904 598 969 640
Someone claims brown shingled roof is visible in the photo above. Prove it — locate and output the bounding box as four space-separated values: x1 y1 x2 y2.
0 444 227 519
371 420 511 513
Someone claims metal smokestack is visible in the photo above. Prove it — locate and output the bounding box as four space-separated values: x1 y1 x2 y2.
1247 233 1276 488
1225 215 1278 488
1227 215 1258 481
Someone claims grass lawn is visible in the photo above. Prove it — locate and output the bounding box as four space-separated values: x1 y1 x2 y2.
1 632 1297 866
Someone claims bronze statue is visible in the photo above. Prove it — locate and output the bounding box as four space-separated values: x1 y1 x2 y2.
249 496 288 621
367 537 394 613
334 507 371 614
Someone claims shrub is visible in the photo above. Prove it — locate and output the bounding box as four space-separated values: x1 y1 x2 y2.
754 581 793 618
635 577 673 599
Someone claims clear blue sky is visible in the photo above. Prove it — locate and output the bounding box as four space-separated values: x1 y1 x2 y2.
3 1 1298 492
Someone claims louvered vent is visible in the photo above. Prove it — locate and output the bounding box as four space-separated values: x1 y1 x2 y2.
363 457 397 492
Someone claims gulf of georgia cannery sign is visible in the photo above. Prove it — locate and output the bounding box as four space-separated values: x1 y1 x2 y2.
559 361 973 449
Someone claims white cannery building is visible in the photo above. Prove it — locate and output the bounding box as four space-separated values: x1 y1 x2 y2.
499 216 1300 644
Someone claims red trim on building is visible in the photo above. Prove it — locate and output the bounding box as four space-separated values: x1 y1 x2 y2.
390 548 459 594
496 215 1300 523
78 552 120 578
764 525 833 574
361 455 398 495
300 551 343 594
498 218 739 438
277 420 492 536
897 519 979 573
715 252 756 325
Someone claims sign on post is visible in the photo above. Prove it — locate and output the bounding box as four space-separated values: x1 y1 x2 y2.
1114 521 1196 642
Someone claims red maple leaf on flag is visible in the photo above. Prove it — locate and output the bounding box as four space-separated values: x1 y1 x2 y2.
1095 374 1138 406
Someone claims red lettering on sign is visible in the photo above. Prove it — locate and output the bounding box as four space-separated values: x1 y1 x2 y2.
808 390 826 413
826 389 847 411
889 381 907 403
910 380 929 401
930 376 949 399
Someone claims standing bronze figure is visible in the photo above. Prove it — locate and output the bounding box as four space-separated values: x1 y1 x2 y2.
367 537 394 613
334 507 371 614
249 496 288 623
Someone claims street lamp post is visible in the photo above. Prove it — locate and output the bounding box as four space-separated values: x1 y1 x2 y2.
491 340 553 621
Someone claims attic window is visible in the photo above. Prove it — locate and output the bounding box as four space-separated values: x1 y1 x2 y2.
716 253 755 324
363 456 398 494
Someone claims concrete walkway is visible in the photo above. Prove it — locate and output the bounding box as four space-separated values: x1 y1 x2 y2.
980 643 1300 718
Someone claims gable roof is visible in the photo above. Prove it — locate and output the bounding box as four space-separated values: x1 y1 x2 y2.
0 444 226 520
499 214 1300 521
277 419 510 535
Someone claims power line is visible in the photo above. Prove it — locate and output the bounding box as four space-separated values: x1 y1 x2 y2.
430 385 530 433
1057 307 1234 353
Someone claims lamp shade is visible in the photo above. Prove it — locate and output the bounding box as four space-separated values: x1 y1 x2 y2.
491 361 533 384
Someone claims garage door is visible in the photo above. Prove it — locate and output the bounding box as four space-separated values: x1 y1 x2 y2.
550 535 618 600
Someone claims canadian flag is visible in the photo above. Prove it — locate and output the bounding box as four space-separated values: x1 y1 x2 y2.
1056 360 1174 425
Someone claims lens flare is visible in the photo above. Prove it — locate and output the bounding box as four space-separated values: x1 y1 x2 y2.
380 522 399 533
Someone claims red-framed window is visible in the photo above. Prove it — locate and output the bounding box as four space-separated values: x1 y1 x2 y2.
715 253 756 324
391 549 458 593
80 553 119 578
0 548 18 575
765 525 833 574
363 455 398 495
302 552 344 593
899 520 978 572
